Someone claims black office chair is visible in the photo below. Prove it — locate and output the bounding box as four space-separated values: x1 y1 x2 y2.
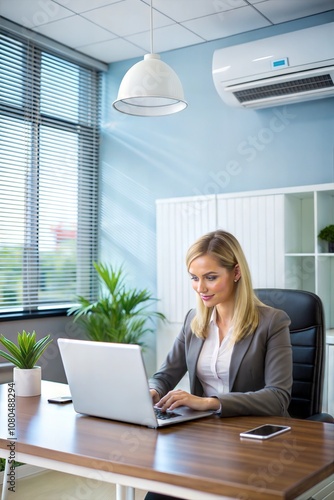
255 288 334 423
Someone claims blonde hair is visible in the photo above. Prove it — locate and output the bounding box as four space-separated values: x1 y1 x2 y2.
186 230 262 342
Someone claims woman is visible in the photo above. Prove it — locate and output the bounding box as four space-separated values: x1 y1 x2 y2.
145 230 292 500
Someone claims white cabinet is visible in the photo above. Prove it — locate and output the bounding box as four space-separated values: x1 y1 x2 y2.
284 188 334 329
157 184 334 327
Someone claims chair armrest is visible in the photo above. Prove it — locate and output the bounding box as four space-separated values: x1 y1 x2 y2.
306 413 334 423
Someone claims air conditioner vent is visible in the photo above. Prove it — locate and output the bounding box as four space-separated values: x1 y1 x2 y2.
212 22 334 108
234 74 334 104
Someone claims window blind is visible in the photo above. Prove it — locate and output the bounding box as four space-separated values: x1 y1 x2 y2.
0 30 100 315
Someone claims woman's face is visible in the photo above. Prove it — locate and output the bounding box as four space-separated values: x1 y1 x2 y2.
188 254 239 308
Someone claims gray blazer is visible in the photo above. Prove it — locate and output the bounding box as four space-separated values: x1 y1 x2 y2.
149 305 293 417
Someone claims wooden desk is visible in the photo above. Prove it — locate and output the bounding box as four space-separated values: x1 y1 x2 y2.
0 381 333 500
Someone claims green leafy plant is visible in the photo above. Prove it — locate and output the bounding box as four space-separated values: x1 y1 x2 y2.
68 262 166 347
318 224 334 242
0 331 53 369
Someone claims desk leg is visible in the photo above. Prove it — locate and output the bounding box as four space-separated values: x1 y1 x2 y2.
116 484 135 500
0 459 10 500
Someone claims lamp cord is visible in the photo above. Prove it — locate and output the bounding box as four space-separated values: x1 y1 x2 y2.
150 0 153 54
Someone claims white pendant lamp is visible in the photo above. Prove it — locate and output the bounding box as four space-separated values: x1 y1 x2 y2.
113 0 187 117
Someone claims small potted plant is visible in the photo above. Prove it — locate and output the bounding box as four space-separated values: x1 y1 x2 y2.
318 224 334 253
0 331 53 397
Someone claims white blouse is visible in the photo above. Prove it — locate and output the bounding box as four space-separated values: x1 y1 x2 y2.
196 310 234 398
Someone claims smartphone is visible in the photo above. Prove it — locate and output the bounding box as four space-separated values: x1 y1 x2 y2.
48 396 72 404
240 424 291 440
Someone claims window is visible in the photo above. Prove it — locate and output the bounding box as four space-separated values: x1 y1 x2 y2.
0 30 100 316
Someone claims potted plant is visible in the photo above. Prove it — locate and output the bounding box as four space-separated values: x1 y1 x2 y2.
318 224 334 252
0 331 53 396
68 262 166 347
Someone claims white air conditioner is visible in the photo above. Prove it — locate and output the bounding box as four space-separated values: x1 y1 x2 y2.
212 22 334 109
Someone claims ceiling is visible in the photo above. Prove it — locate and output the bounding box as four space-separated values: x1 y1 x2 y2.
0 0 333 64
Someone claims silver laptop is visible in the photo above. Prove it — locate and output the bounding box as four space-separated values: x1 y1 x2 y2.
58 338 213 428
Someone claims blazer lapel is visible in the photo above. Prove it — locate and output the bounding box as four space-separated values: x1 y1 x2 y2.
188 335 204 395
229 334 254 390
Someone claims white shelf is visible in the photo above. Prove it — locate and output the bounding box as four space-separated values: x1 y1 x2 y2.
284 187 334 329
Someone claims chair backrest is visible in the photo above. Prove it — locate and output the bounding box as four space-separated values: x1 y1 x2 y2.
255 288 325 419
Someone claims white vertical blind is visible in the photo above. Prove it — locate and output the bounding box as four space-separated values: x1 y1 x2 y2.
0 30 100 315
217 193 285 287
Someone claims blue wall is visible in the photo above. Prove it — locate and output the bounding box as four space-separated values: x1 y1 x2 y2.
100 12 334 298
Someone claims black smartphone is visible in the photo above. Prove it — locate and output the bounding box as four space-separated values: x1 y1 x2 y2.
48 396 72 404
240 424 291 440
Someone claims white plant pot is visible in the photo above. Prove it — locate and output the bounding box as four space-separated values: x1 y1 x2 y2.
13 366 41 397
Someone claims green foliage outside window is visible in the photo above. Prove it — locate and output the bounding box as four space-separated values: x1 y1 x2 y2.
0 240 76 311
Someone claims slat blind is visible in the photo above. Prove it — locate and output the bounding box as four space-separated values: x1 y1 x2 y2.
0 30 100 315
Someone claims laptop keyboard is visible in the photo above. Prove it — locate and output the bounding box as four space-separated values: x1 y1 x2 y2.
154 407 182 420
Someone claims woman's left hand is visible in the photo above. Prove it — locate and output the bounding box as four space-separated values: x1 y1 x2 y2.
155 389 220 412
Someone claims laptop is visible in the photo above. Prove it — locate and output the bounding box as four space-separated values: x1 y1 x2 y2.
58 338 213 428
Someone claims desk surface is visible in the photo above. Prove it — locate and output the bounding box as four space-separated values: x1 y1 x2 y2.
1 381 334 500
